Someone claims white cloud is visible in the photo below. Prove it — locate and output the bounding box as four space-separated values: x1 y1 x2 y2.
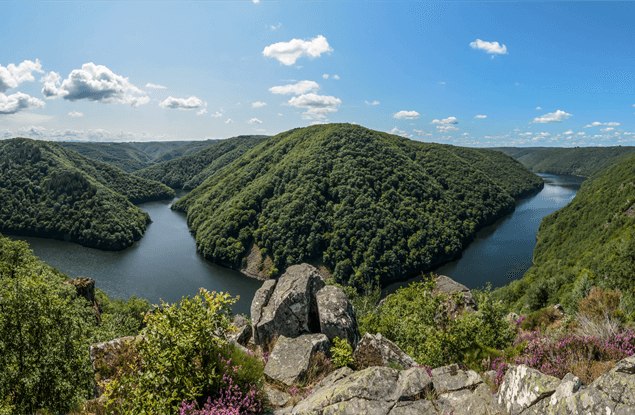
68 111 83 117
600 127 615 133
0 59 43 93
530 110 572 124
436 125 459 131
269 23 282 30
462 133 469 136
40 63 150 107
252 101 267 108
263 35 332 66
474 115 487 119
253 0 260 3
17 125 46 137
365 100 380 106
394 110 420 120
287 93 341 120
583 121 619 128
563 130 574 135
577 132 586 136
605 122 620 126
225 118 233 123
159 96 205 110
333 75 340 80
269 80 319 95
323 74 329 79
0 92 46 115
430 116 458 125
536 107 542 110
247 118 263 124
210 111 223 118
145 83 167 89
413 129 423 134
389 127 407 137
196 108 207 115
439 81 446 85
469 39 508 55
278 113 283 116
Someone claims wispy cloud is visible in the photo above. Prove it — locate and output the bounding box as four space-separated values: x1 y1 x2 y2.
474 115 487 119
69 111 83 117
365 100 380 106
145 83 167 89
252 101 267 108
269 80 319 95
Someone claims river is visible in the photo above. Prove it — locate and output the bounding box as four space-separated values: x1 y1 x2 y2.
8 174 584 316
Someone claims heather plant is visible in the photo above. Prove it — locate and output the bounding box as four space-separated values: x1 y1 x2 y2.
330 337 354 369
103 288 239 415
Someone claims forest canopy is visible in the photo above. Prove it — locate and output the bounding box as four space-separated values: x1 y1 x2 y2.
172 124 543 290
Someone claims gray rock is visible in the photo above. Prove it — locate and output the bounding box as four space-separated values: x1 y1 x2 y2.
253 264 325 347
431 364 481 394
389 400 438 415
265 384 292 408
353 332 417 371
229 314 252 346
395 367 433 400
482 370 497 387
312 366 354 393
590 371 635 409
264 334 330 386
611 355 635 374
432 275 477 320
321 399 394 415
251 279 277 344
316 285 362 350
436 389 473 415
497 364 560 415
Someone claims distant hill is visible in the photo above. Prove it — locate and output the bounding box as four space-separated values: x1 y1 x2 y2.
134 135 269 190
492 153 635 313
58 142 154 173
127 141 192 160
172 124 543 288
151 139 230 164
0 138 175 250
491 146 635 178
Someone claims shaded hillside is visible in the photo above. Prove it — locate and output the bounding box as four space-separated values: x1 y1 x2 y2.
0 138 173 250
172 124 543 289
134 135 269 190
489 146 549 160
492 146 635 178
491 153 635 313
58 142 154 172
127 141 192 160
151 138 228 163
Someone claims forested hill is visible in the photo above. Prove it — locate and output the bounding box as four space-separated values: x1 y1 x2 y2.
172 123 543 289
133 135 270 190
491 153 635 314
58 142 155 173
492 146 635 178
0 138 174 250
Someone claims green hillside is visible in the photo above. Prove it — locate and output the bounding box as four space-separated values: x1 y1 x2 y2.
0 138 174 250
492 146 635 178
172 124 543 289
134 135 269 190
58 142 154 172
492 153 635 313
127 141 192 160
151 138 227 164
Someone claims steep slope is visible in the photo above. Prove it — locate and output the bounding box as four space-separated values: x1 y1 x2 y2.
0 138 173 250
127 141 192 160
134 135 269 189
151 138 227 163
492 154 635 313
172 124 543 288
58 142 154 172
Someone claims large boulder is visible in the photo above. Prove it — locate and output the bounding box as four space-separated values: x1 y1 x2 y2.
251 279 277 344
497 364 561 415
352 332 417 371
228 314 251 346
264 334 331 386
431 363 482 394
316 285 361 350
432 275 477 320
253 264 325 348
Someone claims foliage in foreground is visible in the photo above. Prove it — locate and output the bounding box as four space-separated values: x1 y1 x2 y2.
104 289 266 415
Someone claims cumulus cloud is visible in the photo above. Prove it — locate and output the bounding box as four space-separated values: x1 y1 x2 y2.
430 116 458 125
210 112 223 118
470 39 508 55
536 107 542 110
531 110 572 124
17 125 46 137
159 96 205 110
474 115 487 119
600 127 615 133
269 80 319 95
145 83 167 89
69 111 83 117
252 101 267 108
462 133 469 136
40 63 150 107
389 127 408 137
0 59 43 93
287 93 341 120
563 130 574 135
365 100 380 106
333 75 340 80
394 110 420 120
577 132 586 136
225 118 233 123
247 118 263 124
0 92 46 115
263 35 332 66
323 74 329 79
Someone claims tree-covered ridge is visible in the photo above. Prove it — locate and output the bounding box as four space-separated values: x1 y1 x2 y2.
151 138 229 164
58 142 155 173
491 153 635 314
127 141 192 160
173 124 542 289
134 135 270 190
493 146 635 178
0 138 159 250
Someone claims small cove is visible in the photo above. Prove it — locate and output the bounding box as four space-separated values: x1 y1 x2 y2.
8 174 584 315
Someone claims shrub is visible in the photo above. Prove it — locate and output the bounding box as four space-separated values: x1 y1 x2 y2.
521 307 563 332
330 337 354 369
103 288 239 415
578 286 624 322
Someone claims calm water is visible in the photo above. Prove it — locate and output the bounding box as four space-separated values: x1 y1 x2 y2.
9 174 584 314
383 174 585 296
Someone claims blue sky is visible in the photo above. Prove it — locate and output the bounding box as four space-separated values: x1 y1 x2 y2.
1 1 634 147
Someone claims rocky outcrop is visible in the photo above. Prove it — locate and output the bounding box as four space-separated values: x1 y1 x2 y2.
67 277 102 322
432 275 477 320
265 334 331 386
89 335 143 399
353 332 417 371
316 285 361 350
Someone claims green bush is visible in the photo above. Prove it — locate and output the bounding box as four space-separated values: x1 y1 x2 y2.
521 307 563 332
104 288 245 415
330 337 354 369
